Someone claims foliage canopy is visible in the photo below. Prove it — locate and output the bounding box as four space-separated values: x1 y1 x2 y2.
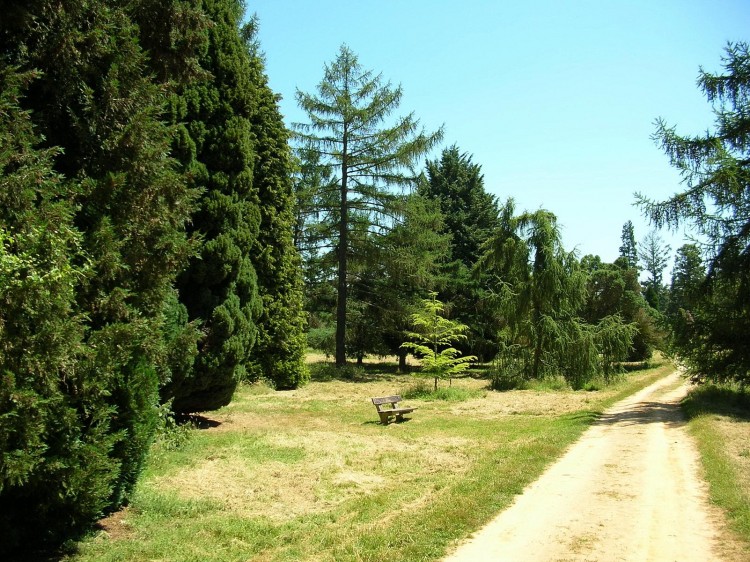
638 42 750 383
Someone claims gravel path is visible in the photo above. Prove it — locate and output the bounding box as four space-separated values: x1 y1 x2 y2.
443 371 735 561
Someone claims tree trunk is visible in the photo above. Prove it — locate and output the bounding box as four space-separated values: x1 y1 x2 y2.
398 349 408 372
335 133 348 367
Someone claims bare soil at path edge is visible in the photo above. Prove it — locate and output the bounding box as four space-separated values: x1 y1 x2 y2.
443 370 746 562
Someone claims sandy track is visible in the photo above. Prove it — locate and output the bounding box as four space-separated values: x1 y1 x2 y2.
443 370 732 561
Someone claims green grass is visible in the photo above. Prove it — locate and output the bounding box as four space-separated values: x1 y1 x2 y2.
64 359 676 562
682 382 750 549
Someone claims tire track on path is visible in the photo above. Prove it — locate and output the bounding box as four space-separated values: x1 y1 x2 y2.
443 371 731 561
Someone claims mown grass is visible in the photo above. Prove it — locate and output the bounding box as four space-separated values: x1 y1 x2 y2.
682 382 750 552
65 358 674 562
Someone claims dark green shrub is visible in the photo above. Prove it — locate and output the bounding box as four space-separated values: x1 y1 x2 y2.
0 66 119 553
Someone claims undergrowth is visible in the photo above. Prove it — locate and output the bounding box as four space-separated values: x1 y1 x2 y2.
402 380 484 401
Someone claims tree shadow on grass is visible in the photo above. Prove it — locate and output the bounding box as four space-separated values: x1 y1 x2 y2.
307 360 414 383
174 413 222 429
682 383 750 422
10 551 66 562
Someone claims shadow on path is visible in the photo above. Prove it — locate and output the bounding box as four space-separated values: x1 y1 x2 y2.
595 399 687 430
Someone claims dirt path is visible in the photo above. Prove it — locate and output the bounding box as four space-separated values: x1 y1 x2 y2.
443 370 737 562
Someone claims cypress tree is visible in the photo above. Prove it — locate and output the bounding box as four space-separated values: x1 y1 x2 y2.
0 0 197 547
163 0 264 411
0 66 114 552
243 19 307 389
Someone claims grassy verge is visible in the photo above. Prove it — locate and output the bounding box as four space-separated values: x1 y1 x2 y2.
682 383 750 551
66 358 674 562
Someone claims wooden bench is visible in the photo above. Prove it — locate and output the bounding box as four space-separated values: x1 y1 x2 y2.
371 395 416 424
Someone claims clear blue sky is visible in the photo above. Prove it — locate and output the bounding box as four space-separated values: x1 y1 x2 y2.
248 0 749 268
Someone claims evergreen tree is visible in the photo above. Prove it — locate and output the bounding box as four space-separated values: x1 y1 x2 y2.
667 244 706 351
295 44 443 366
401 293 477 390
422 146 499 266
638 230 671 311
479 202 636 387
163 0 264 411
619 220 638 268
0 66 108 553
242 19 307 389
580 256 658 362
1 0 197 548
346 193 450 367
378 194 451 369
420 146 501 359
638 42 750 382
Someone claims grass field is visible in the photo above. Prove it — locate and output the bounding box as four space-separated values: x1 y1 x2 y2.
682 382 750 553
66 358 675 562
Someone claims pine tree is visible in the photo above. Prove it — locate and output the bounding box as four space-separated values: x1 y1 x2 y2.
295 44 443 366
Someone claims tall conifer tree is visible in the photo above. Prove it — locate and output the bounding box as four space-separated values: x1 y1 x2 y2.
295 45 443 366
243 19 307 389
0 0 197 548
163 0 264 411
420 146 501 359
618 220 638 269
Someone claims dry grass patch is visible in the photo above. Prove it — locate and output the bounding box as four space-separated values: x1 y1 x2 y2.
149 424 474 523
67 359 678 562
450 389 597 419
712 417 750 507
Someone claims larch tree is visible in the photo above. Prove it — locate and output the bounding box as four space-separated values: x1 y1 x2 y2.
295 44 443 367
638 42 750 383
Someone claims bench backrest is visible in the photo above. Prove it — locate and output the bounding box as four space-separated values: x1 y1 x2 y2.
371 395 401 406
